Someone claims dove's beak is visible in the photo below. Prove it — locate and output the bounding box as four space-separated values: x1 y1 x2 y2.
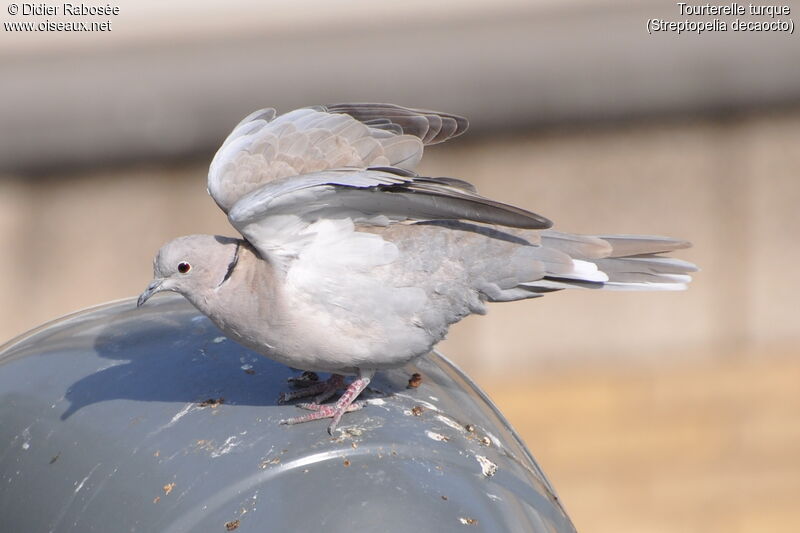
137 279 164 307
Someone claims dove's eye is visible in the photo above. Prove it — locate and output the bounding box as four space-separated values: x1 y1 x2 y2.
177 262 191 274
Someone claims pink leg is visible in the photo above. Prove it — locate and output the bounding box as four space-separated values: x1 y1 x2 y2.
280 369 375 435
278 374 344 404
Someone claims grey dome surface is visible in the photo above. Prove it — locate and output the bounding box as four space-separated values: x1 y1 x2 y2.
0 295 575 533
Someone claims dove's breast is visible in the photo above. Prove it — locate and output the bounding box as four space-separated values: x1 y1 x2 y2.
198 243 434 374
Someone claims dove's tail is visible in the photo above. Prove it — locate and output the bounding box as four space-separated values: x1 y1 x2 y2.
589 234 697 290
519 231 698 294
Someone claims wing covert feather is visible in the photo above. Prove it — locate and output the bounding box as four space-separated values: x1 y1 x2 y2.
227 169 552 271
208 103 467 212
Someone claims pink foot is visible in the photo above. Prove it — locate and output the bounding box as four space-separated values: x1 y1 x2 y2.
287 371 320 387
278 373 344 404
280 370 374 435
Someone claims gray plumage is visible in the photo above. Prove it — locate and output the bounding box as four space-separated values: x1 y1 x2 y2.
321 103 469 144
139 103 697 433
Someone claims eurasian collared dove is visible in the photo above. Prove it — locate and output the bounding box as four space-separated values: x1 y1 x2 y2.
138 103 696 434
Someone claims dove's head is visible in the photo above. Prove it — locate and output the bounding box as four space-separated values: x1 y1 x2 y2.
137 235 242 307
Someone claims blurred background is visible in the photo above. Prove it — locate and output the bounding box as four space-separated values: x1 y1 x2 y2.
2 1 799 531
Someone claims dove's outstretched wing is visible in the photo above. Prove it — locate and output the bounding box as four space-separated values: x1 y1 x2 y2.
208 104 468 213
227 168 552 272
